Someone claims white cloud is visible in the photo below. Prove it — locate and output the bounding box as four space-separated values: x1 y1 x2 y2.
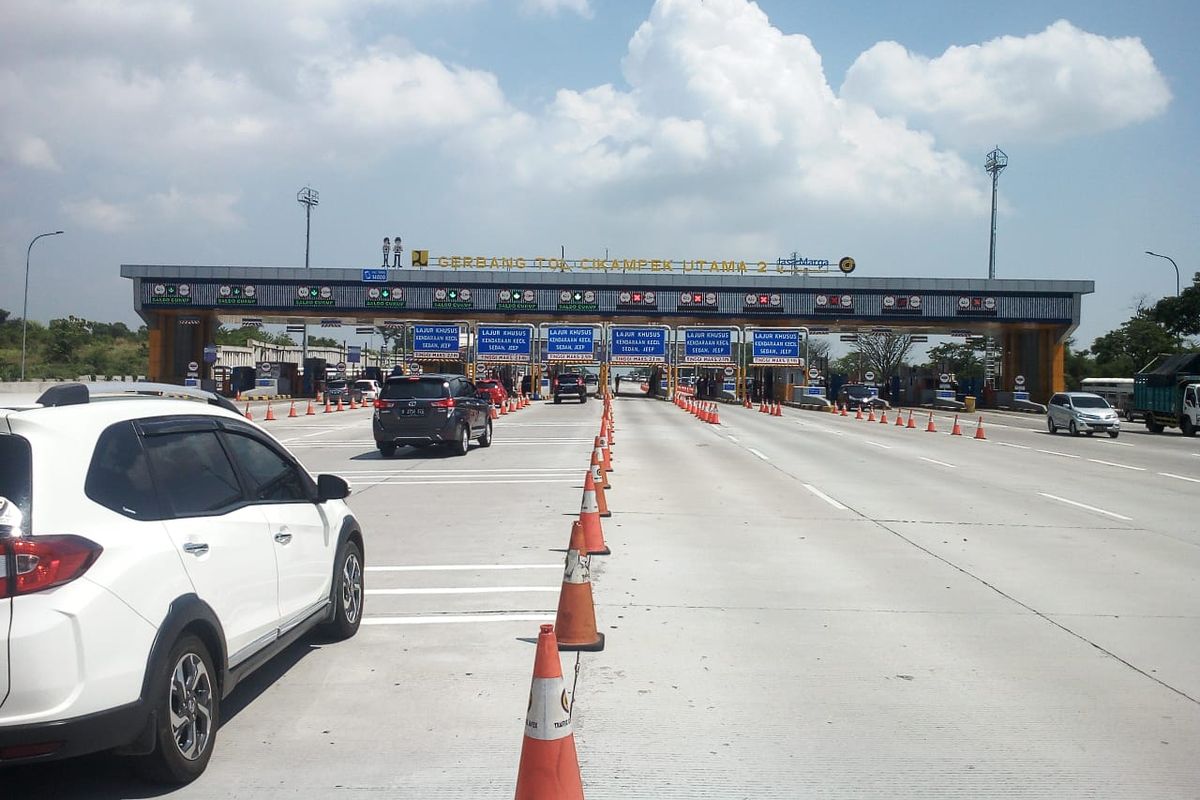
520 0 593 18
841 20 1171 145
62 197 136 232
148 188 243 228
11 136 62 171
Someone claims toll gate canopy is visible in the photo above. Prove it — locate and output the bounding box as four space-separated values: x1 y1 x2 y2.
121 264 1093 401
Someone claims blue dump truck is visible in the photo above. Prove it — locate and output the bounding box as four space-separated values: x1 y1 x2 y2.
1133 352 1200 436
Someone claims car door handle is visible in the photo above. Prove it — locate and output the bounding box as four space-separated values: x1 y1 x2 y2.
182 542 209 556
274 529 293 544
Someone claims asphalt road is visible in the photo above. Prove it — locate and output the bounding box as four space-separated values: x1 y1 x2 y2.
6 395 1199 798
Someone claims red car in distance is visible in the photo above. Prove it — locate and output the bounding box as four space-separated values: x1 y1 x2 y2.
476 379 509 406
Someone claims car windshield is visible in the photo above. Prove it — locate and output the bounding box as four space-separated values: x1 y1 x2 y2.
844 386 870 397
1072 396 1110 409
327 380 347 389
381 378 450 400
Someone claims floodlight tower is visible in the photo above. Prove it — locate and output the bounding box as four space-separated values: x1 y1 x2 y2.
297 186 319 370
985 147 1008 280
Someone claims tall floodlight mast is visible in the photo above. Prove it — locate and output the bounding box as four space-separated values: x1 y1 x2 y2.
985 147 1008 280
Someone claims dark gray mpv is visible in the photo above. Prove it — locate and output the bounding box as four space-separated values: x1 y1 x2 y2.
372 374 492 457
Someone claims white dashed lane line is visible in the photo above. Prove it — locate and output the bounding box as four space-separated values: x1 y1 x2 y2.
865 441 892 449
919 457 957 469
1159 472 1200 484
1038 492 1133 521
1087 459 1146 472
803 483 848 511
1036 449 1081 459
366 586 560 596
748 447 770 461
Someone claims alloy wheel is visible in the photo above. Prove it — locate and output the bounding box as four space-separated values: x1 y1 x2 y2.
169 652 214 762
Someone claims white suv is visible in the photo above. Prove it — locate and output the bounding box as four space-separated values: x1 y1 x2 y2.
0 383 364 783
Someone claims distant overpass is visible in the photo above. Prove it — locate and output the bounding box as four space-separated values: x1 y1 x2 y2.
121 263 1093 401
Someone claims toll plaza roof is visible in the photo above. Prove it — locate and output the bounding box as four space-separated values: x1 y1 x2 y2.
121 264 1094 331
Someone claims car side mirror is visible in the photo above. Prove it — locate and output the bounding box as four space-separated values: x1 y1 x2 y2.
317 474 350 502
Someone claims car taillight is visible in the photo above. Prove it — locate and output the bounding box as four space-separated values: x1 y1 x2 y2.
374 399 387 410
553 379 559 387
429 398 456 409
1 535 103 597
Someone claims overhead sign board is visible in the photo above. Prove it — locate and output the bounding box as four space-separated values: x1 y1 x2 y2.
477 325 533 363
683 328 734 365
751 329 802 366
361 269 388 282
610 326 668 365
545 326 596 363
412 324 463 360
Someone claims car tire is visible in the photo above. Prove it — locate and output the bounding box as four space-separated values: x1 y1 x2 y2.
1069 420 1079 436
1146 419 1164 433
1183 417 1196 437
1047 418 1057 434
320 540 363 641
1108 430 1119 438
554 396 561 404
136 634 219 785
580 395 587 404
478 420 493 447
451 423 469 456
378 443 397 458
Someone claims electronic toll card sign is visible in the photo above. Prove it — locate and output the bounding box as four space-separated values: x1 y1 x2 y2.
476 325 533 363
682 328 734 365
411 324 463 360
610 326 668 365
751 329 803 366
545 326 596 362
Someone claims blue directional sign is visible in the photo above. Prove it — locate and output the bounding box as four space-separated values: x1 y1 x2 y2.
477 325 533 363
751 329 802 365
202 343 218 364
347 345 361 364
362 268 388 282
683 328 733 364
610 327 667 364
546 326 596 363
412 324 462 360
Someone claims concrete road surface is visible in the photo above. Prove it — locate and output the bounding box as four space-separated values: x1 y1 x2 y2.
6 397 1198 798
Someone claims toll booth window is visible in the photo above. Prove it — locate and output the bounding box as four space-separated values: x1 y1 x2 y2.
381 378 450 400
85 422 162 520
0 434 33 535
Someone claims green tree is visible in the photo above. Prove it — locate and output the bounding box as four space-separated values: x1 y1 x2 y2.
854 332 915 385
46 316 93 363
307 335 340 347
1063 339 1097 389
922 342 984 380
1091 314 1182 376
1150 271 1200 337
0 308 9 324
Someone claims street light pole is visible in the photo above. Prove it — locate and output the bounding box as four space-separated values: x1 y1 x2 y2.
1144 251 1180 297
984 147 1008 280
21 230 64 381
297 187 319 386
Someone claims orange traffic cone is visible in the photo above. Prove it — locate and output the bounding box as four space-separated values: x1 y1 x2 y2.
895 409 905 426
244 402 253 421
579 469 609 556
598 431 613 473
288 401 298 418
490 405 499 420
925 412 937 433
323 397 333 414
879 409 888 424
840 403 848 417
349 396 358 410
555 521 604 652
335 397 344 413
513 624 585 800
906 410 916 429
265 401 276 422
589 456 611 518
867 407 876 422
500 401 509 416
950 415 962 436
591 441 611 490
974 416 987 440
711 404 721 424
855 405 863 420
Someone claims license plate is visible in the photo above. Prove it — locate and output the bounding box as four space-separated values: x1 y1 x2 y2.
398 408 424 417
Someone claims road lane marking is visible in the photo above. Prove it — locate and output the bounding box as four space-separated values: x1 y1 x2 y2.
366 586 560 595
1037 492 1132 521
727 435 739 443
1036 449 1081 459
748 447 770 461
1097 440 1135 447
1159 472 1200 484
919 457 957 468
865 441 891 449
349 479 579 486
1087 459 1145 471
367 564 561 572
802 484 847 510
338 468 579 475
997 442 1031 450
363 613 554 626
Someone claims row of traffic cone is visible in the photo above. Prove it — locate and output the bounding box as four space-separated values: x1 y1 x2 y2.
515 392 616 798
674 393 721 424
833 403 988 439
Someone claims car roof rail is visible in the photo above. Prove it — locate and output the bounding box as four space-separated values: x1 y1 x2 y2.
35 382 241 414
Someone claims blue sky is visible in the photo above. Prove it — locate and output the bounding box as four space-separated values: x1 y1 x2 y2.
2 0 1196 349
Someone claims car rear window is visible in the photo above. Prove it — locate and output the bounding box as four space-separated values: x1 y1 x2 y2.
354 381 374 390
477 380 499 388
382 378 450 400
85 422 162 519
328 380 348 389
0 434 33 536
